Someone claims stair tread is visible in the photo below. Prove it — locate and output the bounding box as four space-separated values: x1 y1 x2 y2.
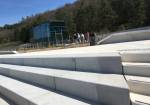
126 75 150 83
0 64 128 88
0 64 130 105
0 98 10 105
125 75 150 96
120 51 150 63
123 62 150 67
0 95 15 105
130 92 150 104
0 75 98 105
0 52 122 74
123 62 150 77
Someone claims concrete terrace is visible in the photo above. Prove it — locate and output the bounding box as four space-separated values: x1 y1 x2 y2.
0 29 149 105
1 40 149 57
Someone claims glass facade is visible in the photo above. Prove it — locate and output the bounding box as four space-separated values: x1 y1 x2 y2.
33 21 65 44
33 23 50 41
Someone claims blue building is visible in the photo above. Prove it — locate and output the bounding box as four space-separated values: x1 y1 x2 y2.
33 21 66 44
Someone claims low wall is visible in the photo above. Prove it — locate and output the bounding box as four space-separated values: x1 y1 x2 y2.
98 29 150 44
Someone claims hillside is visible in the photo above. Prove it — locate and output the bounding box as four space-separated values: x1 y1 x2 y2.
0 0 150 44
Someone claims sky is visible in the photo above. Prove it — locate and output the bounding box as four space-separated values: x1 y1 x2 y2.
0 0 76 26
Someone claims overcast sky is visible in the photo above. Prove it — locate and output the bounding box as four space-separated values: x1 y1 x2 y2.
0 0 76 26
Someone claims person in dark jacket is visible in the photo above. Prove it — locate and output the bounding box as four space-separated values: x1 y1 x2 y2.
90 32 96 46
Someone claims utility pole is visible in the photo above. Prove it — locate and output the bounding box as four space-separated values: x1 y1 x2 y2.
55 31 58 46
61 28 64 46
47 25 50 47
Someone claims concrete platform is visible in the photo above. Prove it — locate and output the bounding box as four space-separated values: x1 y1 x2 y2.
120 51 150 63
0 64 130 105
0 75 99 105
0 53 122 74
0 40 149 56
126 75 150 96
130 93 150 105
123 62 150 77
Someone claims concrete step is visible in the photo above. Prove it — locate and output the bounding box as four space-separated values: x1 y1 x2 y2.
130 92 150 105
126 75 150 96
0 95 15 105
0 53 122 74
0 75 99 105
0 51 17 55
120 51 150 63
123 62 150 77
0 64 130 105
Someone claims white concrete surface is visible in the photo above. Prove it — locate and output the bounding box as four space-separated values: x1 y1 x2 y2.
23 57 75 70
0 64 130 105
0 64 55 89
123 62 150 77
121 51 150 63
130 92 150 105
0 39 149 105
0 75 99 105
98 29 150 44
0 51 18 55
0 40 149 57
55 73 129 105
0 53 122 74
0 95 15 105
126 75 150 96
75 53 122 74
2 58 24 65
0 98 10 105
122 49 150 105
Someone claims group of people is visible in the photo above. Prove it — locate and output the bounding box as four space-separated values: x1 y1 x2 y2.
73 32 96 46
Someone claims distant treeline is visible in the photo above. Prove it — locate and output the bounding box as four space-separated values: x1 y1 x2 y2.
0 0 150 43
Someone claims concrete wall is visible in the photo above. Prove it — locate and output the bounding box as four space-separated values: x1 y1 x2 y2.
98 29 150 44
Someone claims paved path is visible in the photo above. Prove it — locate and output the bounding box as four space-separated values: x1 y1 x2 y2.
7 40 150 56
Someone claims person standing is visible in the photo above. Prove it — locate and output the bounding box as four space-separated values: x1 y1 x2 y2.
77 33 81 44
81 33 85 44
85 32 90 43
73 33 77 44
90 32 96 46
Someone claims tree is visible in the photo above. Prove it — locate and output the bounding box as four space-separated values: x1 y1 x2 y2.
129 0 146 27
19 26 32 43
0 0 150 44
144 0 150 25
55 5 76 34
97 0 117 31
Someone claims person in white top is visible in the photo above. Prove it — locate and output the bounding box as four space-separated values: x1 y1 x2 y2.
81 33 85 43
77 33 81 43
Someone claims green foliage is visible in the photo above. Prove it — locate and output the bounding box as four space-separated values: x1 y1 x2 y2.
0 0 150 43
19 27 31 42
